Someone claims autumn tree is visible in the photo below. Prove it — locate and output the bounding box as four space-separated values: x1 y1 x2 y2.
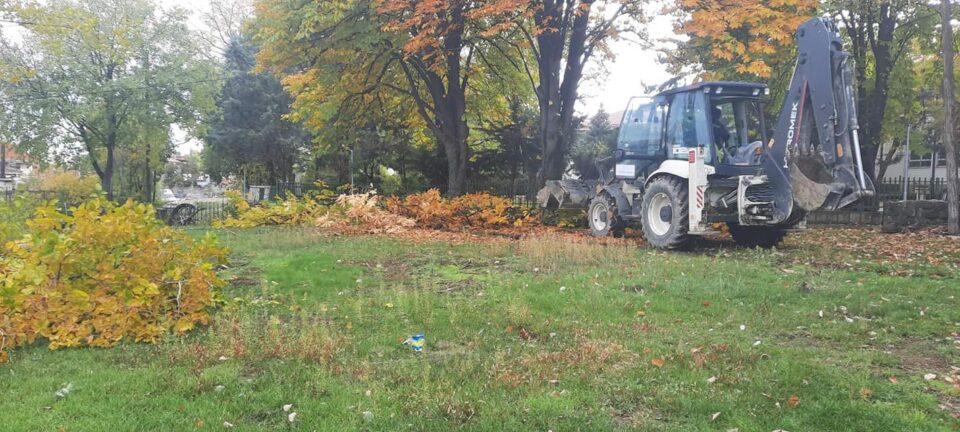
0 0 217 200
671 0 816 79
254 0 530 195
668 0 816 121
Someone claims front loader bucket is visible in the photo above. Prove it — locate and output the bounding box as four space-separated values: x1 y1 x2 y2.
536 180 596 209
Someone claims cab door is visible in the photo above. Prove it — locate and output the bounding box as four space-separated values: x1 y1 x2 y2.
663 90 712 164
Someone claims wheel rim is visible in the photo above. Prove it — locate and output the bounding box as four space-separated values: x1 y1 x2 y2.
590 201 610 232
647 192 672 236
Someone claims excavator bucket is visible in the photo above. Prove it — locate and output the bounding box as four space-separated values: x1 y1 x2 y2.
537 180 597 209
770 17 875 215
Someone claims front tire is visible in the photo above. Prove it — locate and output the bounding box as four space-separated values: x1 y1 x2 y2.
727 224 787 248
641 176 690 249
588 194 625 237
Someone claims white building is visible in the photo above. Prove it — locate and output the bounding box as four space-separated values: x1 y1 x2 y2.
881 147 950 180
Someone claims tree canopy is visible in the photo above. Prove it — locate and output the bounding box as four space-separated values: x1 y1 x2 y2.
0 0 217 200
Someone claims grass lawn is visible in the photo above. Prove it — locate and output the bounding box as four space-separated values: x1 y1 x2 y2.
2 226 959 431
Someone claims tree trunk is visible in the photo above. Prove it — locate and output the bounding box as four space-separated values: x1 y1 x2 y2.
143 139 153 203
876 137 901 182
395 4 470 196
535 0 592 182
942 0 959 234
841 3 898 181
103 143 115 201
445 137 468 196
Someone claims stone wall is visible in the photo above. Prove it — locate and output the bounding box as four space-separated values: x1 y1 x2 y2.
808 210 883 226
881 200 948 233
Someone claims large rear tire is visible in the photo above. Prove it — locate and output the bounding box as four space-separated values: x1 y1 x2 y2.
588 194 625 237
641 176 690 249
727 224 787 249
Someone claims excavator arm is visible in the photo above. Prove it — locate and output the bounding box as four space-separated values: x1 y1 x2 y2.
763 17 875 223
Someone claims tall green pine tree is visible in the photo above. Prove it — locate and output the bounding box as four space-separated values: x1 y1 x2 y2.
204 38 306 185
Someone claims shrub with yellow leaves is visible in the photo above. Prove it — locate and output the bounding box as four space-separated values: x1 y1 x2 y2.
32 170 102 203
215 183 336 228
0 198 227 363
215 193 331 228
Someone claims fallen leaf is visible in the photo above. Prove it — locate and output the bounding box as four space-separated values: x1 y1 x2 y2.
651 358 665 368
888 376 898 384
860 388 873 399
194 418 204 427
787 395 800 408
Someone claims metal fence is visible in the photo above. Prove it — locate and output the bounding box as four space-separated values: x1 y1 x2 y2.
4 176 952 227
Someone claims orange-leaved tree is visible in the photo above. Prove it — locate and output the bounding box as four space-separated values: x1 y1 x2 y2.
670 0 817 80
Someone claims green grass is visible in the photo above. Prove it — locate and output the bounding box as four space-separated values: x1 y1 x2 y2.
2 227 959 431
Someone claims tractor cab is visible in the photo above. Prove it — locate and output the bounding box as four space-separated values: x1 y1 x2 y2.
616 81 770 174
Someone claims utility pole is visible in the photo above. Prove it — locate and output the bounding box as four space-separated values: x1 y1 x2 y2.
348 147 355 194
903 124 910 201
1 141 6 179
941 0 959 234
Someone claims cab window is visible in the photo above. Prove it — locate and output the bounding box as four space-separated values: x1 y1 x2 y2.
664 91 711 163
710 98 765 165
617 97 663 156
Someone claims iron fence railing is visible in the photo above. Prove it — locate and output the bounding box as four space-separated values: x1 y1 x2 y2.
3 176 954 227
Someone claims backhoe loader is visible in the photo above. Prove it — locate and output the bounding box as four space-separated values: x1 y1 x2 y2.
537 17 875 249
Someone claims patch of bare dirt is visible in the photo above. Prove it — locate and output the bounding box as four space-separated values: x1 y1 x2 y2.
344 259 411 281
608 405 664 428
885 338 953 373
435 278 484 295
